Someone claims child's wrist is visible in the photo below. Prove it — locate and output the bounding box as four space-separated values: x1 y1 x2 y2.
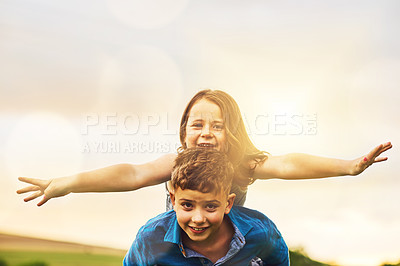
347 159 358 176
62 174 79 194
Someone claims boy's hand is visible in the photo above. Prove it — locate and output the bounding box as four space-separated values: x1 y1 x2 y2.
350 142 392 176
17 176 72 206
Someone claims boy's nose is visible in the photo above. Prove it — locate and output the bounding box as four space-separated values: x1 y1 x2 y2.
191 211 206 224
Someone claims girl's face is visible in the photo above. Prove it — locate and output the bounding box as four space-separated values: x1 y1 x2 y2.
184 99 227 152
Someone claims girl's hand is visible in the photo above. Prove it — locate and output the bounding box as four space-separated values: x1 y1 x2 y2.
350 142 392 176
17 176 72 206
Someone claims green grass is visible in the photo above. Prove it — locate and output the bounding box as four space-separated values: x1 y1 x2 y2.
0 250 124 266
1 249 331 266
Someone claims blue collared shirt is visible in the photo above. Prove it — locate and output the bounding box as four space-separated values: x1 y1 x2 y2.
124 205 289 266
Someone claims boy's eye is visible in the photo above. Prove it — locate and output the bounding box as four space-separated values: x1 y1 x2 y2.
181 202 193 210
205 204 218 211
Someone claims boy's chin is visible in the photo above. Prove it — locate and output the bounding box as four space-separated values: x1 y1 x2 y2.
184 228 211 242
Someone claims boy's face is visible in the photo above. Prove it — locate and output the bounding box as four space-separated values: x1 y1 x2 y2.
170 187 235 245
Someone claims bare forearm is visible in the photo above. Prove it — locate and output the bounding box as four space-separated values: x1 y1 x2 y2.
17 153 175 206
254 142 391 180
255 153 356 180
69 164 140 193
276 153 354 180
68 154 175 193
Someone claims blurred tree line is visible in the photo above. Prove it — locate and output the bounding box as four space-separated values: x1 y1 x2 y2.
289 248 400 266
289 249 333 266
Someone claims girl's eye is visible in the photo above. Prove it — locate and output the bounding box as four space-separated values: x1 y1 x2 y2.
213 124 224 131
191 123 203 128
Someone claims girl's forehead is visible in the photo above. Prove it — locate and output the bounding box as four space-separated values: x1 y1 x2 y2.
188 99 223 118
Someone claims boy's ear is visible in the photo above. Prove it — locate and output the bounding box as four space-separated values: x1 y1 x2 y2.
169 191 176 210
224 193 236 214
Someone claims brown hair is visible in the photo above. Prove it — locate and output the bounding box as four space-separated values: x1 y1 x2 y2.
171 148 234 195
178 89 267 186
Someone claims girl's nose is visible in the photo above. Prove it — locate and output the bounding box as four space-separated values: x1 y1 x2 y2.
201 125 212 137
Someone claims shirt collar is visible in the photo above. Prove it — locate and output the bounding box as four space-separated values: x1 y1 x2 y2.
227 206 253 237
163 207 254 263
164 211 181 245
164 213 188 257
164 206 254 245
163 214 248 263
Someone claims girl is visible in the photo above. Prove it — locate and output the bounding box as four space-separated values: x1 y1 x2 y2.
17 90 392 208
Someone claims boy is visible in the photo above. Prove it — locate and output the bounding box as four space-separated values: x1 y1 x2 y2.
124 148 289 265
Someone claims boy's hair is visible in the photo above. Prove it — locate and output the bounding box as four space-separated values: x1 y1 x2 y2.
171 148 234 195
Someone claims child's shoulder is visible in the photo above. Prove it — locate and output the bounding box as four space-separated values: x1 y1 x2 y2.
146 209 176 223
137 210 176 239
229 205 278 231
231 205 268 219
229 205 284 246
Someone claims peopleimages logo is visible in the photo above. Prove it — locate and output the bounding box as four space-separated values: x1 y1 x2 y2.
81 140 180 154
80 112 317 153
81 112 179 154
242 113 317 136
81 112 177 136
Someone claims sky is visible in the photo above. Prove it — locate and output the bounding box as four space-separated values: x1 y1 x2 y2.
1 1 399 265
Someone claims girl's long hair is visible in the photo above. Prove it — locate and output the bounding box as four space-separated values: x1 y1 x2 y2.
178 89 268 186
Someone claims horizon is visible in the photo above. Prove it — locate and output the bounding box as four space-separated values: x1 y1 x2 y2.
0 231 126 254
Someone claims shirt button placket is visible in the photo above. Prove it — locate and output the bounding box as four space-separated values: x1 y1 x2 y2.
178 244 186 257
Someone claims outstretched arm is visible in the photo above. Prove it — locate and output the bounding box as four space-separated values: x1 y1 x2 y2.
17 153 176 206
254 142 392 180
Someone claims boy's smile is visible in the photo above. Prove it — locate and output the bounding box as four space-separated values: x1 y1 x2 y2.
171 188 235 246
